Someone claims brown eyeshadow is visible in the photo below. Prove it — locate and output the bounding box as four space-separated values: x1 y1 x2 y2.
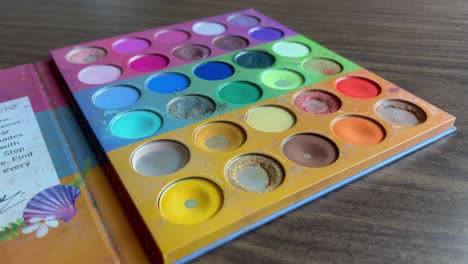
173 44 211 60
213 35 249 50
376 100 426 126
282 134 338 167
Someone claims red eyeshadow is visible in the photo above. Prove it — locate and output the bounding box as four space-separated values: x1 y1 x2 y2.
336 77 381 98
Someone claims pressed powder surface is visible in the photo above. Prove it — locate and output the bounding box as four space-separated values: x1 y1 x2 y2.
336 77 381 98
376 100 426 126
194 61 234 80
66 47 107 64
110 111 162 139
146 72 190 94
93 85 140 109
273 41 310 57
213 35 249 50
158 178 223 225
246 105 295 132
225 154 284 192
228 15 260 27
132 140 189 176
302 58 343 76
333 116 385 145
234 50 275 68
261 69 304 90
168 95 215 120
112 38 150 53
192 22 226 35
249 27 284 41
218 81 262 104
173 44 211 60
78 64 121 85
282 134 338 167
153 29 191 44
193 122 246 152
294 90 341 114
128 54 169 72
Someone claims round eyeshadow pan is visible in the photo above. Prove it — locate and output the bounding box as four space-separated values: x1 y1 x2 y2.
146 72 190 94
282 134 338 167
168 95 215 120
193 122 246 152
93 85 140 109
246 105 295 133
128 54 169 73
66 47 107 64
193 61 234 81
294 90 341 114
154 29 191 44
110 110 162 139
225 154 284 192
218 81 262 104
302 58 343 76
249 27 284 41
112 38 150 53
273 41 310 57
228 15 260 27
261 69 304 90
158 178 222 225
132 140 189 176
332 116 385 145
376 99 426 126
78 64 121 85
234 50 275 68
192 22 226 36
336 77 381 98
213 35 249 50
173 44 211 60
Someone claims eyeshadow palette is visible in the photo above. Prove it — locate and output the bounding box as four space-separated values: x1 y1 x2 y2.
50 9 456 263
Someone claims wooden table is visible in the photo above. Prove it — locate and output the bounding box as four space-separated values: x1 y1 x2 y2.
1 0 467 263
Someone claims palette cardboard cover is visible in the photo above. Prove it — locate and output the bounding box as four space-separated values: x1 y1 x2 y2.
0 61 148 263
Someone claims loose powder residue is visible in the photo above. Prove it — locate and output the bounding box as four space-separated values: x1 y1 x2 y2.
225 154 284 192
168 95 215 120
205 135 229 150
294 90 341 114
302 58 342 76
213 35 249 50
376 100 426 126
173 44 211 60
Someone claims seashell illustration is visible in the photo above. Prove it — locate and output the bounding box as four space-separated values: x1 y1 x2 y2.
23 184 81 223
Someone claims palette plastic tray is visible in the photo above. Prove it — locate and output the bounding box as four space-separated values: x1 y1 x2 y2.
50 9 456 263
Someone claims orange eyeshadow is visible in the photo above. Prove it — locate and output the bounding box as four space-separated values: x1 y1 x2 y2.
332 116 385 145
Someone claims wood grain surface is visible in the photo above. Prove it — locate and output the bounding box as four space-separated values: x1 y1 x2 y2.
1 0 467 263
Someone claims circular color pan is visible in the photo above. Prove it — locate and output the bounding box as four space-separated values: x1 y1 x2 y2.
192 22 226 36
218 81 262 104
249 27 284 41
246 105 295 133
282 134 338 167
194 61 234 80
112 38 150 53
273 41 310 58
78 65 121 85
146 72 190 94
110 110 162 139
332 116 385 145
302 58 343 76
132 140 190 176
154 29 191 44
234 50 275 69
261 69 304 90
159 178 223 225
376 99 426 126
173 44 211 60
193 122 246 152
228 15 260 27
225 154 284 192
336 77 381 98
294 90 341 114
168 95 215 120
93 85 140 109
66 47 107 64
128 54 169 73
213 35 249 50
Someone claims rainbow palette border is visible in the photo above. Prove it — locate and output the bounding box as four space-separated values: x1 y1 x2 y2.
50 9 456 263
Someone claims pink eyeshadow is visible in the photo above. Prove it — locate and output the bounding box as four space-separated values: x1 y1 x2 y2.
128 54 169 73
154 29 191 44
112 38 150 53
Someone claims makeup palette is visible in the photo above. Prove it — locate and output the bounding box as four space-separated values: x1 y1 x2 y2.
50 9 456 263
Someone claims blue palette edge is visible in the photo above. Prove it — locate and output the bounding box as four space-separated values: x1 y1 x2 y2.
175 126 457 264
